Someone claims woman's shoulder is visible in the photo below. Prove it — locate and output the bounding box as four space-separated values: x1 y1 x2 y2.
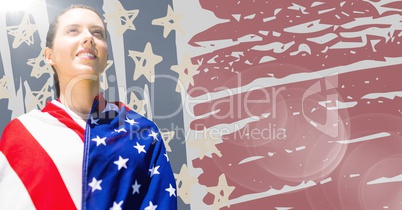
2 117 21 133
0 117 26 145
0 104 54 142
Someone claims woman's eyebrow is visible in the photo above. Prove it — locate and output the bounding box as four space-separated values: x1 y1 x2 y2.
63 24 80 30
65 24 80 27
90 25 105 30
63 24 104 30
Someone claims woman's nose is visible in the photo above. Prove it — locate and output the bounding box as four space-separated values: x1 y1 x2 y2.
83 38 93 45
82 32 94 46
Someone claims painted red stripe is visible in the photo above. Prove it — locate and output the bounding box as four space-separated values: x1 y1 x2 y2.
0 119 77 210
42 102 85 141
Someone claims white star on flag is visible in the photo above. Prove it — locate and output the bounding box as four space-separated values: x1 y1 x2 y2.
113 127 127 133
132 180 141 194
88 177 102 192
165 183 176 197
113 156 129 170
164 152 169 162
144 201 158 210
149 130 159 140
110 200 123 210
149 165 160 177
90 116 99 125
133 142 146 154
92 135 106 146
125 116 138 125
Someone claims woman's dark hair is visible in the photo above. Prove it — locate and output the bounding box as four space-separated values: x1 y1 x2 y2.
45 4 106 98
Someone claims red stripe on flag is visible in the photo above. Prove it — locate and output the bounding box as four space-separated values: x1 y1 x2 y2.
42 102 85 141
0 119 77 210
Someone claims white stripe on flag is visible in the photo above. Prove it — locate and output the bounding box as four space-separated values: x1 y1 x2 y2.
19 110 84 208
0 152 36 210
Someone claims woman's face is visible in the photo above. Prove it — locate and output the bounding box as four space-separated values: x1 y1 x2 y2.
46 8 108 81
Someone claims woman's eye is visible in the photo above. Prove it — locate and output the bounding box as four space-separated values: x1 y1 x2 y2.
93 30 104 37
67 28 78 34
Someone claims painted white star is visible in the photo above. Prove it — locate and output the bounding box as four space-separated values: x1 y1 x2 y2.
132 180 141 194
125 117 138 125
165 183 176 197
92 135 106 146
170 53 199 93
110 200 123 210
151 4 184 38
88 177 102 192
133 142 146 154
128 42 163 83
164 152 169 162
26 77 53 110
0 76 11 99
90 116 99 125
113 156 129 170
144 201 158 210
149 130 159 141
103 1 139 35
6 12 37 48
149 165 160 177
99 60 114 91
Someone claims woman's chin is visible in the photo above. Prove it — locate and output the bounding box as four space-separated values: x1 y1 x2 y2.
75 65 103 75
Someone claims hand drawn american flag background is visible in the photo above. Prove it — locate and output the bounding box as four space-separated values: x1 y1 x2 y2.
1 0 402 209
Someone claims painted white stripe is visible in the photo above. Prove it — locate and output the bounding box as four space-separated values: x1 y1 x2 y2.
18 110 84 208
227 180 317 207
361 91 402 100
320 177 332 184
0 152 36 210
0 13 24 119
103 0 128 103
336 132 391 144
191 57 402 103
238 156 264 165
367 174 402 185
350 174 360 178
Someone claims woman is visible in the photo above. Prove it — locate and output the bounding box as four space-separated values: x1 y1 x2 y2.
0 5 177 210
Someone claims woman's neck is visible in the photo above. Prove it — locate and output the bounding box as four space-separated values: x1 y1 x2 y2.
59 75 100 120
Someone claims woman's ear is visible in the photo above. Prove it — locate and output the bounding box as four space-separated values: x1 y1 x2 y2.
44 47 54 65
